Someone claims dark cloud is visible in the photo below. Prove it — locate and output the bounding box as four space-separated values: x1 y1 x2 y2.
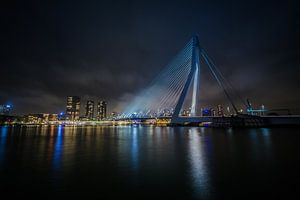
0 0 299 115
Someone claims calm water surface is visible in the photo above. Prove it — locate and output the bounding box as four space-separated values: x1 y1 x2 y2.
0 125 299 199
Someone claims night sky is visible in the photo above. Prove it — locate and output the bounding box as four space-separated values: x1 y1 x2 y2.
1 0 299 115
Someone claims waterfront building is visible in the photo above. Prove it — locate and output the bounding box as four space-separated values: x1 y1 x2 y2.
181 109 189 116
110 112 117 119
23 113 58 123
0 104 12 115
212 108 216 116
24 113 49 124
66 96 80 120
58 112 65 120
227 106 231 115
48 114 58 121
202 108 212 116
97 101 107 120
0 115 21 124
85 100 94 120
217 104 224 116
261 105 265 116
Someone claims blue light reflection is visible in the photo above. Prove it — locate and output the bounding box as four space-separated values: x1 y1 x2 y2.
188 128 210 198
53 125 64 170
131 127 139 171
0 126 8 165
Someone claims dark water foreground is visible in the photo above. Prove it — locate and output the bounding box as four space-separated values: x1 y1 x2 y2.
0 125 299 199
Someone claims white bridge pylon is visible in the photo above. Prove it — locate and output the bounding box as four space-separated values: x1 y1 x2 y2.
171 35 200 123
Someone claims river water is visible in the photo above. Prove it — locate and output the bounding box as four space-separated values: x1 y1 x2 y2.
0 125 299 199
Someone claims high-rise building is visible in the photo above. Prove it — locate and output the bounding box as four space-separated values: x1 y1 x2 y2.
66 96 80 120
85 100 94 120
97 101 107 120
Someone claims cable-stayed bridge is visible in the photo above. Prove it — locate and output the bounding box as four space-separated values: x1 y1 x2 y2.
117 35 258 126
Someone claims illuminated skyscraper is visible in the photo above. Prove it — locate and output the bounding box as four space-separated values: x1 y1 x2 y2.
97 101 107 120
66 96 80 120
85 100 94 120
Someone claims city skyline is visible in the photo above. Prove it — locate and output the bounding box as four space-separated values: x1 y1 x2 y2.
1 0 299 115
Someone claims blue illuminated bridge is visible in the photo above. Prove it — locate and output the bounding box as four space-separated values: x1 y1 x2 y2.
117 35 264 125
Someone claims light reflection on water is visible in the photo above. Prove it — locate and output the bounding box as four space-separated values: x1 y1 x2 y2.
188 128 210 199
260 128 271 149
0 126 8 164
249 128 272 161
0 125 299 199
53 125 63 170
131 126 139 171
260 128 271 157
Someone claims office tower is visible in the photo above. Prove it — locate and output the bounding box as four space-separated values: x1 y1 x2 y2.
66 96 80 120
97 101 107 120
85 100 94 120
